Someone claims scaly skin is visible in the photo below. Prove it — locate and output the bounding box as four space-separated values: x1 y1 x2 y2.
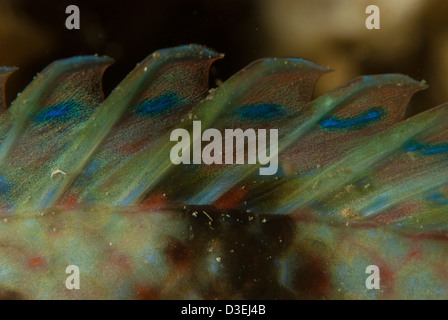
0 205 446 299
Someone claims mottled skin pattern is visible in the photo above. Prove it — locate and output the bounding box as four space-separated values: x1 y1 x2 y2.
0 45 447 299
0 204 447 299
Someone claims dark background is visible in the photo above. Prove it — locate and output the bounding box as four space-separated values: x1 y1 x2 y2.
1 0 448 115
0 0 262 103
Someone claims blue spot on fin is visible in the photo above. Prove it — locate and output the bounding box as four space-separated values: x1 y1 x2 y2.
320 107 386 131
426 192 448 205
34 101 82 123
238 103 289 121
134 92 185 117
404 140 448 156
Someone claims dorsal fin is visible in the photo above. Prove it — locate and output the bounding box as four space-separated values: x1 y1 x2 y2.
388 184 448 232
147 58 329 205
247 103 448 215
0 56 112 163
0 56 113 210
66 45 221 205
320 112 448 220
12 45 219 211
283 75 426 169
186 74 425 205
87 57 328 206
0 46 442 224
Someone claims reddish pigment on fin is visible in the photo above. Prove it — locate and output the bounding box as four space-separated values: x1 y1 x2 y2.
28 256 46 268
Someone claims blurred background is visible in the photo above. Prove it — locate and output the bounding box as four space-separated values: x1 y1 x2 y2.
1 0 448 116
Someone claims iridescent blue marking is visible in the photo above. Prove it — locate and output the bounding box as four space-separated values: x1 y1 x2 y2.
135 92 184 117
363 76 374 83
0 175 13 207
83 161 100 177
0 176 11 194
0 67 16 74
144 250 164 266
320 107 386 131
39 188 57 209
404 143 419 152
238 103 288 121
363 195 390 216
404 141 448 156
426 192 448 205
34 101 82 122
121 186 143 206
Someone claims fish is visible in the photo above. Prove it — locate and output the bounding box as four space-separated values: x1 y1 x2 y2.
0 44 447 299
